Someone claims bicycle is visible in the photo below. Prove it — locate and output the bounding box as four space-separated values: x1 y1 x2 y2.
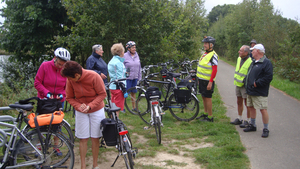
137 72 200 122
101 79 138 169
144 86 164 144
125 64 158 115
0 102 74 168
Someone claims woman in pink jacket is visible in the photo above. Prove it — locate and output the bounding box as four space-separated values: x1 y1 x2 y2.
34 47 71 108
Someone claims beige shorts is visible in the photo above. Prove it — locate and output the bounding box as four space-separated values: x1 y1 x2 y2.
247 95 268 109
75 108 105 139
235 86 247 98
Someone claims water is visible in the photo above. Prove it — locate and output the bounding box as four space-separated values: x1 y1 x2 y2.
0 55 10 83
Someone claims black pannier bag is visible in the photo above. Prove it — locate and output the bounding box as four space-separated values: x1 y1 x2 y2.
174 80 192 103
146 86 161 100
100 118 118 146
19 97 62 115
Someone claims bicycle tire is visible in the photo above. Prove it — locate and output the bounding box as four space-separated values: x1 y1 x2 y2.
153 116 161 144
23 120 74 145
137 99 151 125
168 93 199 121
13 129 74 168
123 139 134 169
125 87 147 115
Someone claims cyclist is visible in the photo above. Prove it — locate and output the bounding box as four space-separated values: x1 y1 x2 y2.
196 36 218 122
62 61 107 169
86 44 108 83
123 41 142 112
34 47 71 156
108 43 127 117
249 39 257 59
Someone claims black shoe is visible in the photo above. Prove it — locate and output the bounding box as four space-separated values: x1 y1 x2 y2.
261 128 269 138
230 118 243 125
200 117 213 122
239 120 249 128
243 124 256 132
196 114 208 119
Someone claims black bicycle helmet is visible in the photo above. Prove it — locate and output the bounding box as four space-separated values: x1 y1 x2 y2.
126 41 136 49
202 36 215 45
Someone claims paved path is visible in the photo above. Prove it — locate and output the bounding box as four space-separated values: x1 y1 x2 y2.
215 59 300 169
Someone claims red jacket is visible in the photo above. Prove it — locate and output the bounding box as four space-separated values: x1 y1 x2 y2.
65 69 106 113
34 59 67 102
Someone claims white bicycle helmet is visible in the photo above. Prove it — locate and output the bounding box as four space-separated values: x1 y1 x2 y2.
54 47 71 61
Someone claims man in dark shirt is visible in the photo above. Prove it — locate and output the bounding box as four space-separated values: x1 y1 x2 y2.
244 44 273 138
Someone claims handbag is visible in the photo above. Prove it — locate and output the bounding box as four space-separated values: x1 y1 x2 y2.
28 111 65 128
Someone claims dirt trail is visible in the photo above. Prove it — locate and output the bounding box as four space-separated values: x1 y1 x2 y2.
72 133 213 169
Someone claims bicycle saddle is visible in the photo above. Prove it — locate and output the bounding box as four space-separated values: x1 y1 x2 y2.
9 103 34 111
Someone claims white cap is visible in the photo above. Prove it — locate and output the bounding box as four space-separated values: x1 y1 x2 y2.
250 44 265 53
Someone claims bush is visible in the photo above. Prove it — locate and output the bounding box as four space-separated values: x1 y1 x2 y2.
274 55 300 83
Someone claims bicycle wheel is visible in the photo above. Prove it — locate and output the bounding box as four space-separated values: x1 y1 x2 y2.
137 99 151 125
125 87 147 115
13 129 74 168
168 93 199 121
23 120 74 145
153 116 161 144
123 137 134 169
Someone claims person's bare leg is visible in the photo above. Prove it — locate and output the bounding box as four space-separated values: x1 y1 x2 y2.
260 109 269 124
244 99 251 119
131 92 136 109
79 138 89 169
237 96 243 116
203 97 212 116
91 138 100 168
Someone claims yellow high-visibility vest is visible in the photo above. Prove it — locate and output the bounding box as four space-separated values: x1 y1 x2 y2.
234 56 252 87
197 51 218 81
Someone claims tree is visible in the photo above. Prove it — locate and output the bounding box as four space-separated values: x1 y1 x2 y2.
207 4 234 25
59 0 207 66
1 0 72 66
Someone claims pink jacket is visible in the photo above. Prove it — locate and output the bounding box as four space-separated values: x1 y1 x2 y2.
34 59 67 102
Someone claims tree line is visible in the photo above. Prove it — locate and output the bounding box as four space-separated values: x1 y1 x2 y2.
0 0 299 91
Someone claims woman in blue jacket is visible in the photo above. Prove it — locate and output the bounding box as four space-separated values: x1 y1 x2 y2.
108 43 126 117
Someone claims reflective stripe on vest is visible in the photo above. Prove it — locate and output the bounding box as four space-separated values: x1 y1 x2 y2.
197 51 218 81
234 56 252 87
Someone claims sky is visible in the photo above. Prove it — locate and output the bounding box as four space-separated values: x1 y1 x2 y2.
0 0 299 24
204 0 300 21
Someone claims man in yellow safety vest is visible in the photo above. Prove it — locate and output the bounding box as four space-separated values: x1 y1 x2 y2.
196 36 218 122
230 45 252 128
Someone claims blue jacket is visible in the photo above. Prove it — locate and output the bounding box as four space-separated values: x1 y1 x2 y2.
86 52 108 83
245 55 273 96
108 55 126 89
123 51 142 80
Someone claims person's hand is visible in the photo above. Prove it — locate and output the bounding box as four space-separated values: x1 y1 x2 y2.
79 103 87 112
82 105 90 113
207 82 213 90
46 92 54 99
57 94 63 100
100 73 107 79
254 82 257 87
124 92 128 98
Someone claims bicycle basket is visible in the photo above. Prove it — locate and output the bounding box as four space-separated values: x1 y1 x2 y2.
146 86 161 100
100 118 118 146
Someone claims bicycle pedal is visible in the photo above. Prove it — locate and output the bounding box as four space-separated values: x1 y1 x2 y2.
160 112 165 115
143 126 149 130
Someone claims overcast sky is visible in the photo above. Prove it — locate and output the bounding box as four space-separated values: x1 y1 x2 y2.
1 0 299 24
